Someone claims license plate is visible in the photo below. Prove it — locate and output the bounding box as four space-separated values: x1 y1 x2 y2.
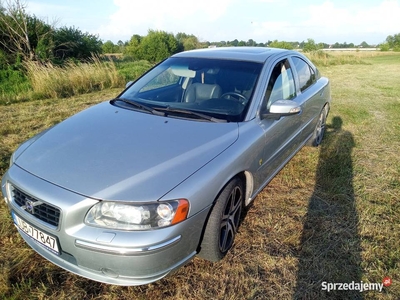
12 212 60 255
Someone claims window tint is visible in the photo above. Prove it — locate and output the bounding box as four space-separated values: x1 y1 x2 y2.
264 59 296 109
292 57 316 92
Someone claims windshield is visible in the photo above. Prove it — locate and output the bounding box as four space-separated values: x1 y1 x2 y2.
118 57 262 122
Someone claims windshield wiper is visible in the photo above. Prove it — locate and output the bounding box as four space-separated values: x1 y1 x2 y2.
156 106 227 123
111 98 165 116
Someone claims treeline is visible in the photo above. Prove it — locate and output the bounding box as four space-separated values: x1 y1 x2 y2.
102 36 381 57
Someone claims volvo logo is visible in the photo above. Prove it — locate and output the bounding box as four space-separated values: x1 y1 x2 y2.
22 199 42 215
26 200 35 214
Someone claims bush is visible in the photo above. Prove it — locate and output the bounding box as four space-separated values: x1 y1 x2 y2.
116 59 153 82
268 40 294 50
380 43 390 51
0 67 31 104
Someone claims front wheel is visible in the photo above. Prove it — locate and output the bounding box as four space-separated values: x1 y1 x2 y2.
198 177 244 262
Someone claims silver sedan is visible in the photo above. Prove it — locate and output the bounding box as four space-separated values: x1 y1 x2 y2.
1 47 331 285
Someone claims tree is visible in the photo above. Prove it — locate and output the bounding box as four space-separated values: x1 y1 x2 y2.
126 30 181 62
175 32 201 51
0 0 53 61
386 33 400 51
303 38 323 52
117 40 125 52
102 40 117 53
182 35 200 51
246 39 256 46
52 26 102 61
230 39 238 46
123 34 142 58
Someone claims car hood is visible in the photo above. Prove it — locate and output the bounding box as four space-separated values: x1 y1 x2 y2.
15 102 239 201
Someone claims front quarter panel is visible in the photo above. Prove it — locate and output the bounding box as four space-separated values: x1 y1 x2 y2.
160 118 266 215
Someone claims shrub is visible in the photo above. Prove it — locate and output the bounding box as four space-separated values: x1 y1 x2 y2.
380 43 390 51
0 67 31 105
116 59 153 82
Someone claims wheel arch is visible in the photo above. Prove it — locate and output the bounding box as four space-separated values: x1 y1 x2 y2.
196 170 254 253
211 170 254 207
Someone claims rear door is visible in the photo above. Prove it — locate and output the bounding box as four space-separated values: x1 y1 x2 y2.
290 55 328 141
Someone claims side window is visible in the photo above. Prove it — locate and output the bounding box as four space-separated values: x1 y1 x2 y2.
292 57 316 92
264 59 296 110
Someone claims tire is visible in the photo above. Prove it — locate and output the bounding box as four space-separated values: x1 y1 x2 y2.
309 105 329 147
198 177 244 262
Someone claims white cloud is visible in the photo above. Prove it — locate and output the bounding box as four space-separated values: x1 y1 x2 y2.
27 0 400 44
248 0 400 44
251 0 279 2
352 0 400 33
301 0 400 43
98 0 233 41
251 21 294 40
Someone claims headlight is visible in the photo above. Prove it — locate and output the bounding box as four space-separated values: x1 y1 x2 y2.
85 199 189 230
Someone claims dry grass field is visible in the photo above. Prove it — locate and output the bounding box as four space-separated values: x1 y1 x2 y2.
0 52 399 299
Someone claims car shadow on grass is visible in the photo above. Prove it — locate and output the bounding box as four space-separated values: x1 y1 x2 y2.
294 116 363 300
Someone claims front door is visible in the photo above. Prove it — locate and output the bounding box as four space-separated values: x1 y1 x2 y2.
255 58 305 189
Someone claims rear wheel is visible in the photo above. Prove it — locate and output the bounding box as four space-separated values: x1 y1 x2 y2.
309 105 329 147
198 177 244 262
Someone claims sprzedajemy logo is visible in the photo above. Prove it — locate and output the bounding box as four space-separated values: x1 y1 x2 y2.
321 277 392 293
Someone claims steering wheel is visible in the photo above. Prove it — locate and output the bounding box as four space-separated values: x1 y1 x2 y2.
221 92 248 104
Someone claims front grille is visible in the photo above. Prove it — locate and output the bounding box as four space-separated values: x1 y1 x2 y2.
11 186 60 227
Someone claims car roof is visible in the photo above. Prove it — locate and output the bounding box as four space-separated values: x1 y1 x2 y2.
172 47 296 63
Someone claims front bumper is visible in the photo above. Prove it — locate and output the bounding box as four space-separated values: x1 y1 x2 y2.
2 165 209 285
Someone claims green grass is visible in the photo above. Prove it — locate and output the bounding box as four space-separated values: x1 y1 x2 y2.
0 52 399 299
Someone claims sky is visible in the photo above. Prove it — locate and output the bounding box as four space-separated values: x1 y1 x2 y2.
26 0 400 45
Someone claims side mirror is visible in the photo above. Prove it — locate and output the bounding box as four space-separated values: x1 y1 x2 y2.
125 81 134 88
261 100 302 120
